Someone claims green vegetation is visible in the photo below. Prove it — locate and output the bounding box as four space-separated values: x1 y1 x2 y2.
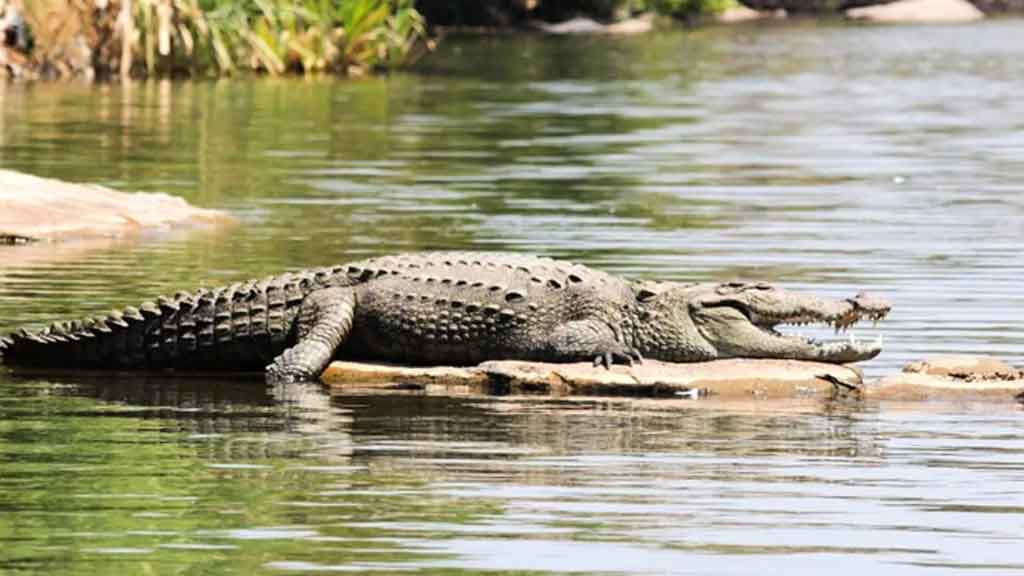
640 0 735 19
3 0 428 79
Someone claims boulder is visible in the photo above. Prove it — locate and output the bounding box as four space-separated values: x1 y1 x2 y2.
867 355 1023 402
845 0 984 22
0 169 231 241
322 358 863 399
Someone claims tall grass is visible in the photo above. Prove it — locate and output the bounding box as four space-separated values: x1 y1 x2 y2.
2 0 428 79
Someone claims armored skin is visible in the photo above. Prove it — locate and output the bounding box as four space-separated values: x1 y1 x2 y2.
0 252 891 382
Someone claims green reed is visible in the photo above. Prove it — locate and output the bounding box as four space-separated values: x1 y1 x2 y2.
5 0 427 79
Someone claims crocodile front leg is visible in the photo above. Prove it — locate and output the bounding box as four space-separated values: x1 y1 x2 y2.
266 287 356 383
546 319 643 368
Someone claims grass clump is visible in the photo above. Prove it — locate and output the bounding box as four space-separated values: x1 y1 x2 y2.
1 0 429 79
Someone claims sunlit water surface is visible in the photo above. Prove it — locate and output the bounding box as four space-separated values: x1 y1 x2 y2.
1 20 1023 575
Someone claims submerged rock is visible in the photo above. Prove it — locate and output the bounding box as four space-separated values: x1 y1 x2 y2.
322 358 862 399
867 355 1023 402
0 169 231 241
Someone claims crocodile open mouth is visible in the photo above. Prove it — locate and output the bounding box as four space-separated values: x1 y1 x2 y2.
745 293 888 348
744 304 890 348
708 291 892 354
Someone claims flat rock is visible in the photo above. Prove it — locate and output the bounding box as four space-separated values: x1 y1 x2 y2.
322 358 862 399
0 170 231 241
845 0 984 22
867 355 1023 402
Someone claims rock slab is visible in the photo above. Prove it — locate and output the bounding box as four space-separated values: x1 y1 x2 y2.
322 358 862 398
0 169 231 241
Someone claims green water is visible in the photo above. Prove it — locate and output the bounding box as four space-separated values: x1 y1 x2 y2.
2 21 1024 574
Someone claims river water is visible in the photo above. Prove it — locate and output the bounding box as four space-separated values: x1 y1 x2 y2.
1 20 1023 575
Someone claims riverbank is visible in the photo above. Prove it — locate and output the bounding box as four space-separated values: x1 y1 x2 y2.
5 0 1015 81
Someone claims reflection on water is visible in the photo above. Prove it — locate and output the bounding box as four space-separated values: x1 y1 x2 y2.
2 19 1024 575
1 373 1022 574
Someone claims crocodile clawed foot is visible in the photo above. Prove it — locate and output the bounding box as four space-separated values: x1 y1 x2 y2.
631 349 644 364
265 364 317 385
592 346 644 369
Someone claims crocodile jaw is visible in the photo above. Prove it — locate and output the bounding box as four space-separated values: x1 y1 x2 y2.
691 287 892 364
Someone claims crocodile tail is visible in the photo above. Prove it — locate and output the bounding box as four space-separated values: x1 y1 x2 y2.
0 309 151 369
0 281 292 371
0 270 332 371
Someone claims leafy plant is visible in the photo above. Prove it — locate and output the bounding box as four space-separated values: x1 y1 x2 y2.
8 0 427 79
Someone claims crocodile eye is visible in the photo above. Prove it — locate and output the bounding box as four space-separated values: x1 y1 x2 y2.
637 288 658 302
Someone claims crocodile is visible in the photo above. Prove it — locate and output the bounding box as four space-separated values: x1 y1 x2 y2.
0 252 891 382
